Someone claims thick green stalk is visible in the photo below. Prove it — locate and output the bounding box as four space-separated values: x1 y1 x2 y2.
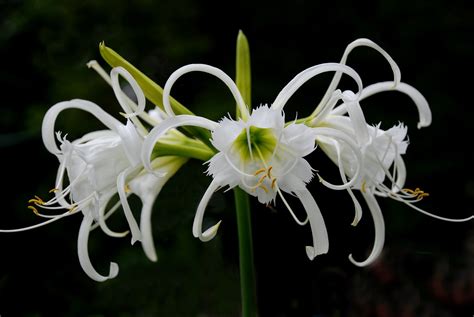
233 30 257 317
234 187 256 316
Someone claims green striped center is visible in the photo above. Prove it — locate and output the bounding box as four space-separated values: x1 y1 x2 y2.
232 126 277 162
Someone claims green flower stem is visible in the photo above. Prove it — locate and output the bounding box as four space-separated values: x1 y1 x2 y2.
99 42 214 149
233 187 257 317
234 30 257 317
152 139 215 161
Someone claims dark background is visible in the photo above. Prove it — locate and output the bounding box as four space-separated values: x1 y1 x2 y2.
0 0 473 316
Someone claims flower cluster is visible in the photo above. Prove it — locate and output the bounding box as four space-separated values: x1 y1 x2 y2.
2 37 472 281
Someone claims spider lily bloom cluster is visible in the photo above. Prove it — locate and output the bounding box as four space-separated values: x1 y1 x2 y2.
3 37 473 283
142 39 473 266
0 64 200 281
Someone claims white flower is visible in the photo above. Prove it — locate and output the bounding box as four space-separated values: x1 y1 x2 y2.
272 38 473 266
142 63 368 260
0 66 165 281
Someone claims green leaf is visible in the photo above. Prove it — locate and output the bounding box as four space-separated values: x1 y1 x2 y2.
99 42 214 149
235 31 251 117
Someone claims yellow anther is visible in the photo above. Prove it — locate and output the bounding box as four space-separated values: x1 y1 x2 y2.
361 180 367 194
402 187 429 200
259 184 269 193
49 188 59 193
29 196 44 205
124 184 131 193
254 168 266 176
267 166 273 179
402 188 416 195
28 206 40 216
257 174 267 185
69 205 77 213
271 178 277 189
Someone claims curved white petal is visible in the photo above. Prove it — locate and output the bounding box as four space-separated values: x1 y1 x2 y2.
110 66 146 117
295 188 329 259
332 82 432 129
163 64 249 119
116 167 142 244
314 127 364 189
42 99 123 155
349 192 385 267
342 90 370 145
140 197 158 261
97 193 129 238
393 155 406 192
271 63 363 111
331 138 363 225
315 38 401 115
141 115 218 172
116 120 144 166
78 215 119 282
192 179 222 242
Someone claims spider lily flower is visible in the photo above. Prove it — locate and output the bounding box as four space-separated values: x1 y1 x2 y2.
142 63 366 260
272 38 474 266
1 66 171 281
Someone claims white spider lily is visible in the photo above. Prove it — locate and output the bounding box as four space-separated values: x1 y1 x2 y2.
273 38 473 266
142 63 367 260
0 66 159 281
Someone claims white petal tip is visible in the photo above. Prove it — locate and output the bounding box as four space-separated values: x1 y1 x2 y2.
86 60 98 68
146 252 158 262
306 246 316 260
348 253 370 267
108 262 119 279
351 218 360 227
200 220 222 242
306 245 327 260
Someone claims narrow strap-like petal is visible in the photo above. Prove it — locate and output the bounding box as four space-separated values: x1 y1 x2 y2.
140 197 158 261
97 192 129 238
42 99 123 155
315 39 401 115
141 115 218 172
77 215 119 282
314 127 364 189
342 90 370 145
117 167 142 244
192 179 222 242
331 138 363 226
392 155 406 192
111 66 146 117
332 82 432 129
349 192 385 267
163 64 249 120
294 188 329 259
271 63 363 111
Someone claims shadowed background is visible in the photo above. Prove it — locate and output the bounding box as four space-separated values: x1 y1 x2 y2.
0 0 473 316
